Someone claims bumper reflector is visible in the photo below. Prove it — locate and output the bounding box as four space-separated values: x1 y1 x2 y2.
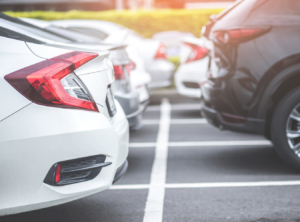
44 155 111 186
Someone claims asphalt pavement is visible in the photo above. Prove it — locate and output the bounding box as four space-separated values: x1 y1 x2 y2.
2 90 300 222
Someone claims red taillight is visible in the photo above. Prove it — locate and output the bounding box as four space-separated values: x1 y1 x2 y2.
5 51 99 112
185 42 208 63
155 43 167 59
214 27 271 44
114 65 125 80
114 64 131 80
55 163 61 183
53 51 98 69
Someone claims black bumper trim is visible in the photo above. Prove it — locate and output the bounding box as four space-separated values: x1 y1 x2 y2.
113 160 128 184
201 102 266 134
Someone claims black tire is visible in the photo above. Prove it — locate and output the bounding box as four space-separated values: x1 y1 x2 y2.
271 87 300 170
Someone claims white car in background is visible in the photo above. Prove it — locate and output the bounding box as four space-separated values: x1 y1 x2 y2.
0 28 129 215
50 20 175 88
1 14 150 130
152 31 195 57
175 37 210 98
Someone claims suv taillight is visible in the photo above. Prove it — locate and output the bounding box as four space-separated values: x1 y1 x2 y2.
5 51 99 112
214 27 271 44
185 42 208 63
154 43 167 59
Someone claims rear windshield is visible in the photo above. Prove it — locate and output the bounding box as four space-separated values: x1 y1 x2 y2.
0 13 73 43
0 26 44 44
67 27 108 40
245 0 300 25
45 26 102 43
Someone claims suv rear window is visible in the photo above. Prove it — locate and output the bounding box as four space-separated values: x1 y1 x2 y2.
245 0 300 25
0 26 44 44
214 0 268 28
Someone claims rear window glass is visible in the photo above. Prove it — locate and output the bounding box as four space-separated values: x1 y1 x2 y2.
214 0 267 28
0 13 72 43
246 0 300 25
67 27 108 40
220 0 267 22
0 26 44 44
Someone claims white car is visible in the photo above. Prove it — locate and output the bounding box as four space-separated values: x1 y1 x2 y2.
152 31 195 57
50 20 175 88
2 15 150 130
19 18 151 105
0 28 129 215
175 37 210 98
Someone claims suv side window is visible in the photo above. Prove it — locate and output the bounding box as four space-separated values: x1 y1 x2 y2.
214 0 266 29
246 0 300 25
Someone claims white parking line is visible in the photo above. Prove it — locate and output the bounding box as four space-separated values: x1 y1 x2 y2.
150 89 177 95
129 140 273 148
143 98 171 222
110 180 300 190
146 103 201 111
143 119 207 125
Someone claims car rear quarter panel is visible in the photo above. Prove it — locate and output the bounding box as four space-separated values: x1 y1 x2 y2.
0 38 44 121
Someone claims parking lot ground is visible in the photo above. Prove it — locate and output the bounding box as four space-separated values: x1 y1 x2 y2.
2 89 300 222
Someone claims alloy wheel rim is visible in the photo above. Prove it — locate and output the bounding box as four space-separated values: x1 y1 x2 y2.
286 104 300 157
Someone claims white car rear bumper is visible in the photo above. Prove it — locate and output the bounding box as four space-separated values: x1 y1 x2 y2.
0 100 129 216
175 57 209 98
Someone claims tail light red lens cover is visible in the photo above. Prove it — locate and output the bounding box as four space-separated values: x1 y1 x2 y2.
155 43 167 59
185 42 208 63
214 27 271 44
114 64 131 80
114 65 125 80
5 51 99 112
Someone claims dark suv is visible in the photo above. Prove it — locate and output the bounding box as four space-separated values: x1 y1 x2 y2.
201 0 300 169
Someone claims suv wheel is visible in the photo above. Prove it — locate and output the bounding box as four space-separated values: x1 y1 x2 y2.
271 87 300 170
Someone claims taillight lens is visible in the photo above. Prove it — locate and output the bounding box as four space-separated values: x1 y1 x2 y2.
5 51 99 112
155 43 167 59
185 42 208 63
114 65 125 80
114 64 131 80
214 27 271 44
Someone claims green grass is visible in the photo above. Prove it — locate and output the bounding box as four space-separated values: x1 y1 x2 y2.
5 9 224 38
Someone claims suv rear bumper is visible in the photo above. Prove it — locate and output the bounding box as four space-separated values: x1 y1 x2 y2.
201 100 265 135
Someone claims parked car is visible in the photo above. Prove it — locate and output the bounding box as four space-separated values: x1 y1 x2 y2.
50 20 175 88
0 27 129 215
0 13 149 130
201 0 300 169
175 36 209 98
19 18 151 109
152 31 195 57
